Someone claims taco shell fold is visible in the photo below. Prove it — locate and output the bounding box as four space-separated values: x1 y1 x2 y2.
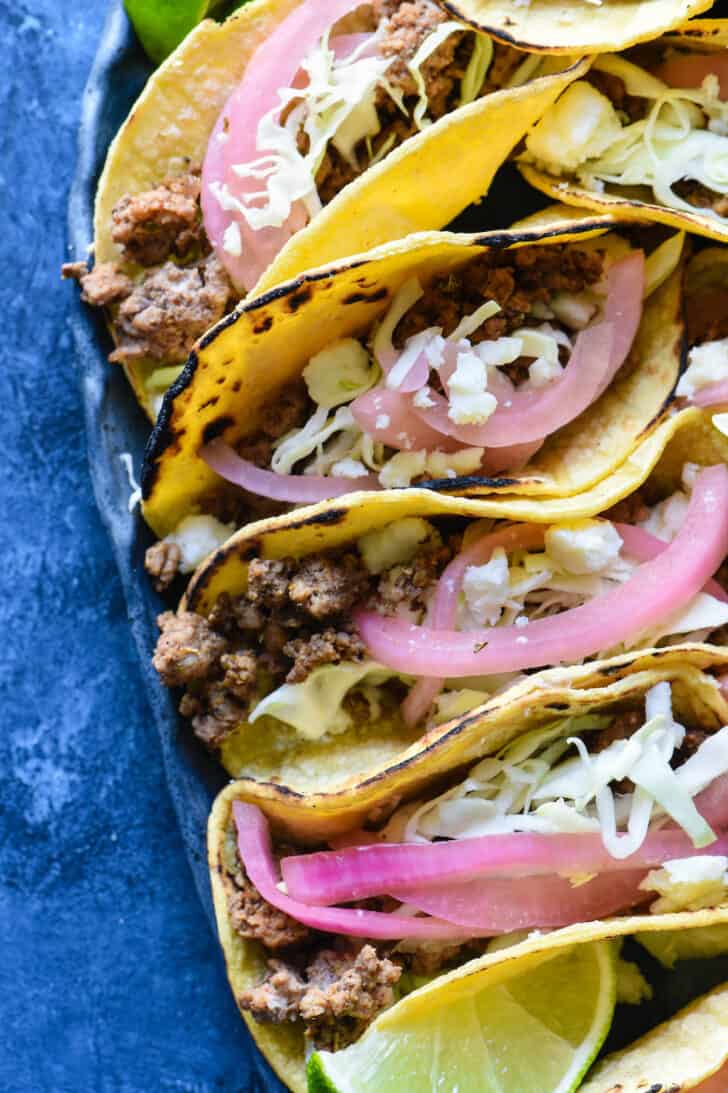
439 0 712 54
520 23 728 244
142 219 686 537
93 0 588 416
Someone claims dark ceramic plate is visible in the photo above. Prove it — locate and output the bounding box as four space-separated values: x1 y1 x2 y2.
66 3 728 1089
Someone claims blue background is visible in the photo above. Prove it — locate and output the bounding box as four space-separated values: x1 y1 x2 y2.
0 3 257 1088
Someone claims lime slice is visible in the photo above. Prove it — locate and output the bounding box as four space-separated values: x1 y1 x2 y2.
308 941 616 1093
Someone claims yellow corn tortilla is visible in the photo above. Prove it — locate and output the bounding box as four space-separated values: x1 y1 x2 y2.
520 22 728 243
93 0 587 416
176 409 728 792
142 218 685 537
439 0 712 54
582 983 728 1092
208 654 728 1093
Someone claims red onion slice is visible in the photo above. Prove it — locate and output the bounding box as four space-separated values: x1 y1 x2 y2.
351 387 461 452
201 0 356 291
617 522 728 603
201 438 379 502
282 819 728 907
356 466 728 678
232 802 488 940
389 869 649 930
402 524 545 726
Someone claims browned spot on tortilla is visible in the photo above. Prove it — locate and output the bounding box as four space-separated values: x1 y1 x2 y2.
282 507 348 529
201 415 235 445
253 315 273 334
343 287 389 305
200 396 220 410
287 287 312 312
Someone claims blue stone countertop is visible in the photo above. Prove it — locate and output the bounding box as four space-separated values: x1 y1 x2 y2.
1 4 254 1089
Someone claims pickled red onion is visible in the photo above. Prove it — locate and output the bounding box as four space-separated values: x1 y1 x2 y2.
655 53 728 98
388 870 649 930
412 321 615 447
616 522 728 603
350 387 461 452
201 0 356 291
355 466 728 677
201 438 379 502
282 825 728 907
232 801 486 940
402 523 545 726
689 379 728 408
412 252 643 447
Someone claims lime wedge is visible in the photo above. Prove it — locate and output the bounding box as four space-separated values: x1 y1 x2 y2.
308 941 616 1093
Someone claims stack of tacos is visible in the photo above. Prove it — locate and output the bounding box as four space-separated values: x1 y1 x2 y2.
68 0 728 1088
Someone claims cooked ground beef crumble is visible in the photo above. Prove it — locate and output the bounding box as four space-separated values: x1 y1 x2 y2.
152 536 453 749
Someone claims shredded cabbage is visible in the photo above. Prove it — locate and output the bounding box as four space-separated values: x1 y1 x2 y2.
398 683 728 862
526 60 728 223
460 32 494 103
248 660 398 739
216 31 395 231
303 338 379 408
358 517 435 574
407 22 467 130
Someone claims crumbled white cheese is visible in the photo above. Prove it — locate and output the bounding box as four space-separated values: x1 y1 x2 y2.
473 336 522 368
448 351 497 426
378 450 427 488
545 519 623 575
358 517 434 574
643 856 728 914
525 81 623 174
375 413 391 430
676 337 728 399
462 547 510 626
164 514 235 573
639 491 689 542
331 458 369 478
222 221 242 257
529 356 563 388
303 338 375 408
413 387 436 409
426 447 484 479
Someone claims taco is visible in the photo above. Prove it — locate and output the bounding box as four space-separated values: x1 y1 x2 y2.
436 0 712 56
207 658 728 1090
519 22 728 244
62 0 587 419
673 246 728 420
150 427 728 787
140 218 687 551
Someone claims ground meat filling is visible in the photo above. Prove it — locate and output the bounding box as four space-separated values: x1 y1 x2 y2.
673 180 728 219
152 539 452 748
144 540 182 592
110 173 205 267
227 864 311 951
153 551 374 748
239 945 402 1047
316 0 501 204
585 70 647 123
395 245 604 383
65 169 236 370
109 253 233 363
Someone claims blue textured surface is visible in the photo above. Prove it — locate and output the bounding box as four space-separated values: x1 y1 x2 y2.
0 3 265 1089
